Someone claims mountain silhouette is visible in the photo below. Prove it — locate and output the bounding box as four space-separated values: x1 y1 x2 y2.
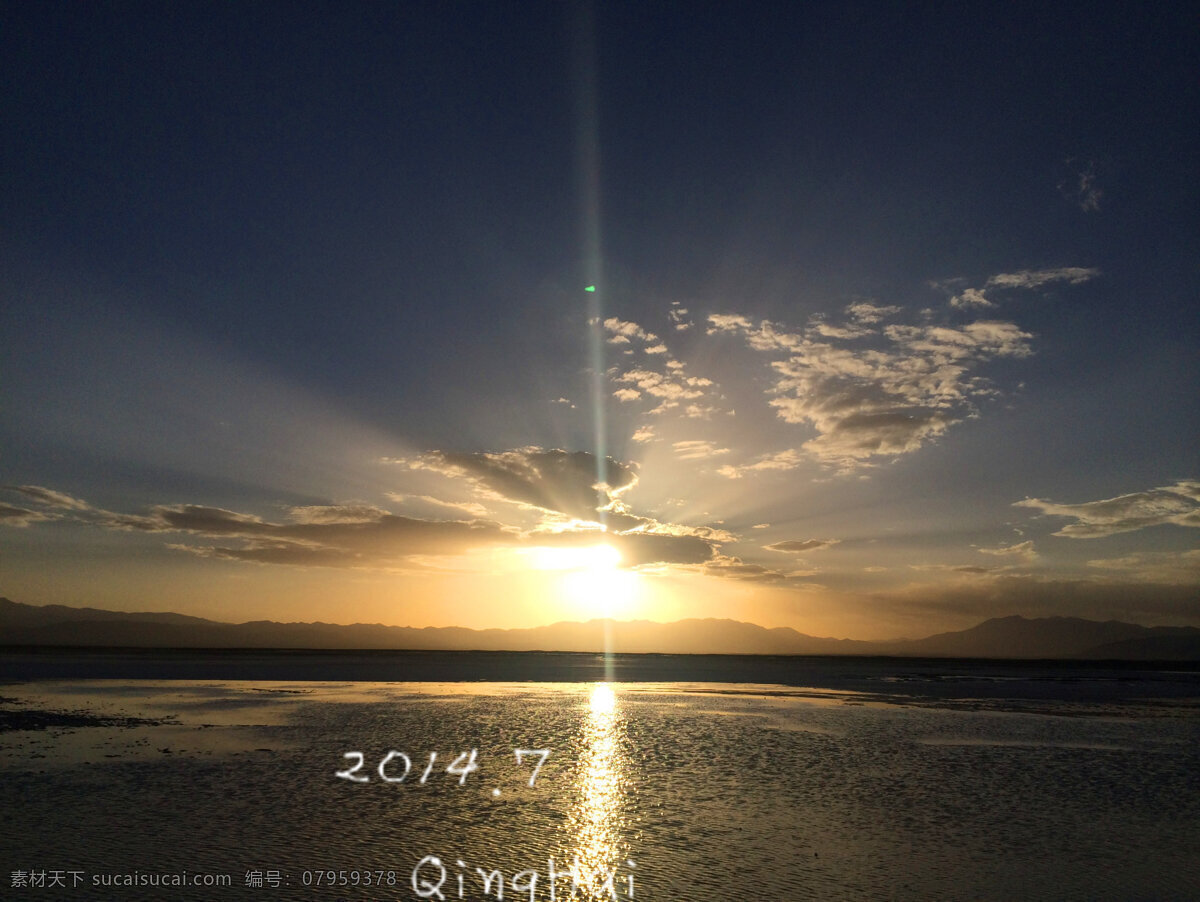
1 597 1197 659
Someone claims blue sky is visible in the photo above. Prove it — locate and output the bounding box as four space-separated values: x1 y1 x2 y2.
2 2 1196 637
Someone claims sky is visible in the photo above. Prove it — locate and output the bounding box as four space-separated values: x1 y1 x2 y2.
2 2 1197 640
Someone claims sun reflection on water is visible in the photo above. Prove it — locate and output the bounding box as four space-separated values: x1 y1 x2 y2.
563 683 634 900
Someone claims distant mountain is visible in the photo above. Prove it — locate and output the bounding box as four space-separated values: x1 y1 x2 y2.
872 614 1200 659
1 597 1197 659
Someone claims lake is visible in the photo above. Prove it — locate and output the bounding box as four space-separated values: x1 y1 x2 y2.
2 651 1198 900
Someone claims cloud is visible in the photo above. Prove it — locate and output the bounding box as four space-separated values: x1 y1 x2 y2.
672 440 730 461
1 483 519 569
702 553 791 583
386 494 491 518
909 563 993 574
399 447 730 559
1086 550 1200 584
630 426 656 443
403 447 638 526
7 485 93 511
613 368 715 414
602 317 658 346
978 540 1038 563
845 303 902 324
810 317 871 340
708 306 1036 467
154 505 272 534
0 504 51 527
1014 481 1200 537
138 505 520 568
668 302 693 331
941 266 1100 311
3 446 736 572
603 322 725 419
1058 159 1103 212
157 505 520 563
950 288 994 309
706 313 755 334
765 538 839 553
984 268 1101 290
717 449 804 479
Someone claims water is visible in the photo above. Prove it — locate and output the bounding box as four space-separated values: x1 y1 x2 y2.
2 656 1199 900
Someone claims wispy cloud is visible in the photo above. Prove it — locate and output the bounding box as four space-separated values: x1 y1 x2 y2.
672 440 730 461
1014 481 1200 537
1086 549 1200 584
978 540 1038 563
985 268 1101 290
948 266 1100 310
287 503 391 524
765 538 839 553
717 449 804 479
385 494 491 518
7 485 93 511
630 425 656 443
1058 159 1103 212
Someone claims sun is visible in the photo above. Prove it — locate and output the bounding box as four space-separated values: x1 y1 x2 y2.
526 543 640 618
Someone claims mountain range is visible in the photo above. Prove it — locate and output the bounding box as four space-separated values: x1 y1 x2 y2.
2 597 1198 659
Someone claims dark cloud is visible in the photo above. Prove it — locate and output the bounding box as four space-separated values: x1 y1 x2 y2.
159 511 518 564
526 527 716 567
156 505 272 534
0 504 50 527
4 484 519 568
5 453 729 570
409 447 639 527
174 541 378 568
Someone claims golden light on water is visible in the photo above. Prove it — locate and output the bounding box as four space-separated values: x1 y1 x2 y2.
590 683 616 715
563 683 633 900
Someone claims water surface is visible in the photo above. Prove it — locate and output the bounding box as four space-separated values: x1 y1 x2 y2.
2 664 1198 899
